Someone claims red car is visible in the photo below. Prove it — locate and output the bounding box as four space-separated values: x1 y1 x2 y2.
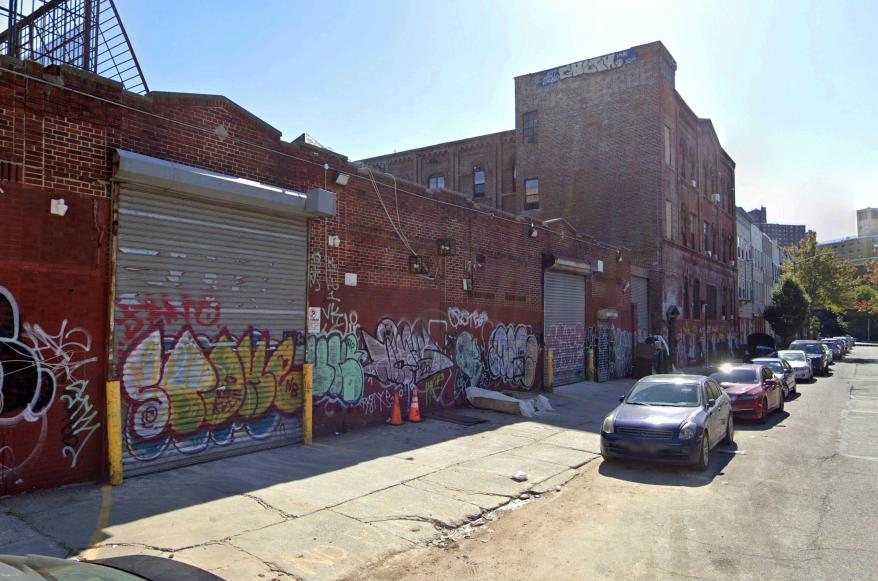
709 364 784 423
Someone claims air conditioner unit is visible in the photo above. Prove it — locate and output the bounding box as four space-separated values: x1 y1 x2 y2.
711 193 721 204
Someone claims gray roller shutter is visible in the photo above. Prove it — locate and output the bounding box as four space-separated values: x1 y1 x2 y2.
632 275 649 335
113 186 306 477
544 270 586 384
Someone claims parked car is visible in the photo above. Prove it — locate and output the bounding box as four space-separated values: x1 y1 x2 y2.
743 333 778 362
709 364 784 423
789 340 831 375
0 553 222 580
600 375 733 471
822 338 843 360
821 343 835 365
752 357 797 398
777 349 814 382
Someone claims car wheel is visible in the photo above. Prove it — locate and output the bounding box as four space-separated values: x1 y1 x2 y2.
777 394 785 413
759 398 769 424
722 415 734 445
695 432 710 471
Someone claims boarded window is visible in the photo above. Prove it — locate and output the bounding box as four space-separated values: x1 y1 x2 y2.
664 125 672 166
665 200 673 240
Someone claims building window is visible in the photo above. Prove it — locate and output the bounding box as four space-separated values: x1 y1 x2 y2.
707 284 716 321
665 200 673 240
693 279 701 319
512 164 517 192
473 167 486 197
525 178 539 210
523 111 538 144
428 174 445 189
664 125 672 166
703 222 710 253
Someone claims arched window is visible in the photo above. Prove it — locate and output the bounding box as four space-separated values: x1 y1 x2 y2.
473 167 486 197
428 174 445 189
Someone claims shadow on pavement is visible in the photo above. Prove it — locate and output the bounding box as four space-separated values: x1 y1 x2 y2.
734 410 790 432
597 442 736 487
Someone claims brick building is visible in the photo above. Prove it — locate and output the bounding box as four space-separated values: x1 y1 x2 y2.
747 205 809 249
363 41 739 365
0 58 632 494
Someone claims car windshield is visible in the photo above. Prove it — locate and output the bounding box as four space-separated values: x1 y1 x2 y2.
625 382 702 407
792 343 822 355
780 352 806 362
711 369 759 384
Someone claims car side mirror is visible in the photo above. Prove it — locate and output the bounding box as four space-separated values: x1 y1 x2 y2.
619 395 625 402
707 398 717 408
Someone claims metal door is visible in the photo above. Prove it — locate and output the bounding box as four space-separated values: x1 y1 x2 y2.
113 186 306 476
543 270 586 385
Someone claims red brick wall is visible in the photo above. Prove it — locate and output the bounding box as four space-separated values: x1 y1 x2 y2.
0 182 110 495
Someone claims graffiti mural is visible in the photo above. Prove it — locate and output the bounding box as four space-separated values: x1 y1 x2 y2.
447 307 489 329
362 318 454 391
544 323 585 382
1 286 99 483
114 293 222 343
121 326 302 461
487 324 538 388
538 48 639 87
306 331 365 407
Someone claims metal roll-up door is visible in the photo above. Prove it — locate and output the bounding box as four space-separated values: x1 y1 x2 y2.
544 270 586 385
632 275 649 336
113 186 307 476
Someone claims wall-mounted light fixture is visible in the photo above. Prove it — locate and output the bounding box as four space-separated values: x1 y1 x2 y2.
50 198 68 216
528 223 538 238
335 172 350 186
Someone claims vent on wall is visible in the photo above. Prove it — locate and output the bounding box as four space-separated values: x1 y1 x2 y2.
0 161 22 182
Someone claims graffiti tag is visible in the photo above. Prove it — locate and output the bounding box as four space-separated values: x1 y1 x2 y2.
60 380 101 468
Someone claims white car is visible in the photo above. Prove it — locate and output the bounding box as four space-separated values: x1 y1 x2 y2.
778 350 813 382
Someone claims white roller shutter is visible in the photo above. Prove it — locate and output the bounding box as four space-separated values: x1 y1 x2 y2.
544 270 586 384
113 187 307 476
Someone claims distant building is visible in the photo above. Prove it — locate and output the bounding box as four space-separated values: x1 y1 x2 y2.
736 208 784 339
818 235 878 270
858 207 878 237
746 205 809 249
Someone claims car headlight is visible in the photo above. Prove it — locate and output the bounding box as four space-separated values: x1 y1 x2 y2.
678 420 697 440
601 415 615 434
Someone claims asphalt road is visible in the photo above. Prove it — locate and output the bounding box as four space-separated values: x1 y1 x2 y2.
352 345 878 580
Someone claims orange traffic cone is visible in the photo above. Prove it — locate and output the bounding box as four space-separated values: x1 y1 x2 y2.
389 391 403 426
408 388 422 423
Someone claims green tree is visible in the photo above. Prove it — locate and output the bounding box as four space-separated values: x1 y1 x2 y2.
783 231 858 318
855 261 878 314
764 277 810 345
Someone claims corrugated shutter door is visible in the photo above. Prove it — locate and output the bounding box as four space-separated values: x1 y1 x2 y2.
544 270 586 384
632 275 649 335
113 187 306 477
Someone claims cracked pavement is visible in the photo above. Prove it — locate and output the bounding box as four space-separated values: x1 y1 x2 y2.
352 346 878 580
0 377 629 580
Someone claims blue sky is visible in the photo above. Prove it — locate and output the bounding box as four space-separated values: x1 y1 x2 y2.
118 0 877 241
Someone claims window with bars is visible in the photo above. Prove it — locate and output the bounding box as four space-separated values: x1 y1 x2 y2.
523 111 538 144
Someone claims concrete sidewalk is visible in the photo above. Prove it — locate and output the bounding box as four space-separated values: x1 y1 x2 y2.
0 378 634 580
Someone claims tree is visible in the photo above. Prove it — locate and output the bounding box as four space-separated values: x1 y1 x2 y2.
855 260 878 314
764 277 810 345
783 232 858 314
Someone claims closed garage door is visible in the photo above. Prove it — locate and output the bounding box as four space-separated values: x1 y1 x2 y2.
113 186 307 476
632 275 649 336
544 270 586 385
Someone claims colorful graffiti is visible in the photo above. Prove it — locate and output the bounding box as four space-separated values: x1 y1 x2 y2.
307 308 541 419
120 326 302 460
1 286 98 481
306 331 366 406
545 323 585 381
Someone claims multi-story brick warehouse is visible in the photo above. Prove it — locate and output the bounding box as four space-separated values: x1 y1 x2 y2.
0 58 632 494
362 41 740 366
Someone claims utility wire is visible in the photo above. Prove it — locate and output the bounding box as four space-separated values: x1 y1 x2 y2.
0 64 628 253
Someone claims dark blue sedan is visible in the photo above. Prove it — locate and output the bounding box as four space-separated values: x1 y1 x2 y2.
600 375 733 471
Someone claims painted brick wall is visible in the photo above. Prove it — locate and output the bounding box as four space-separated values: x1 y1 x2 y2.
0 182 110 495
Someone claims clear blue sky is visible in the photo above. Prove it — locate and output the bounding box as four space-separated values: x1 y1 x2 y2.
118 0 877 241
